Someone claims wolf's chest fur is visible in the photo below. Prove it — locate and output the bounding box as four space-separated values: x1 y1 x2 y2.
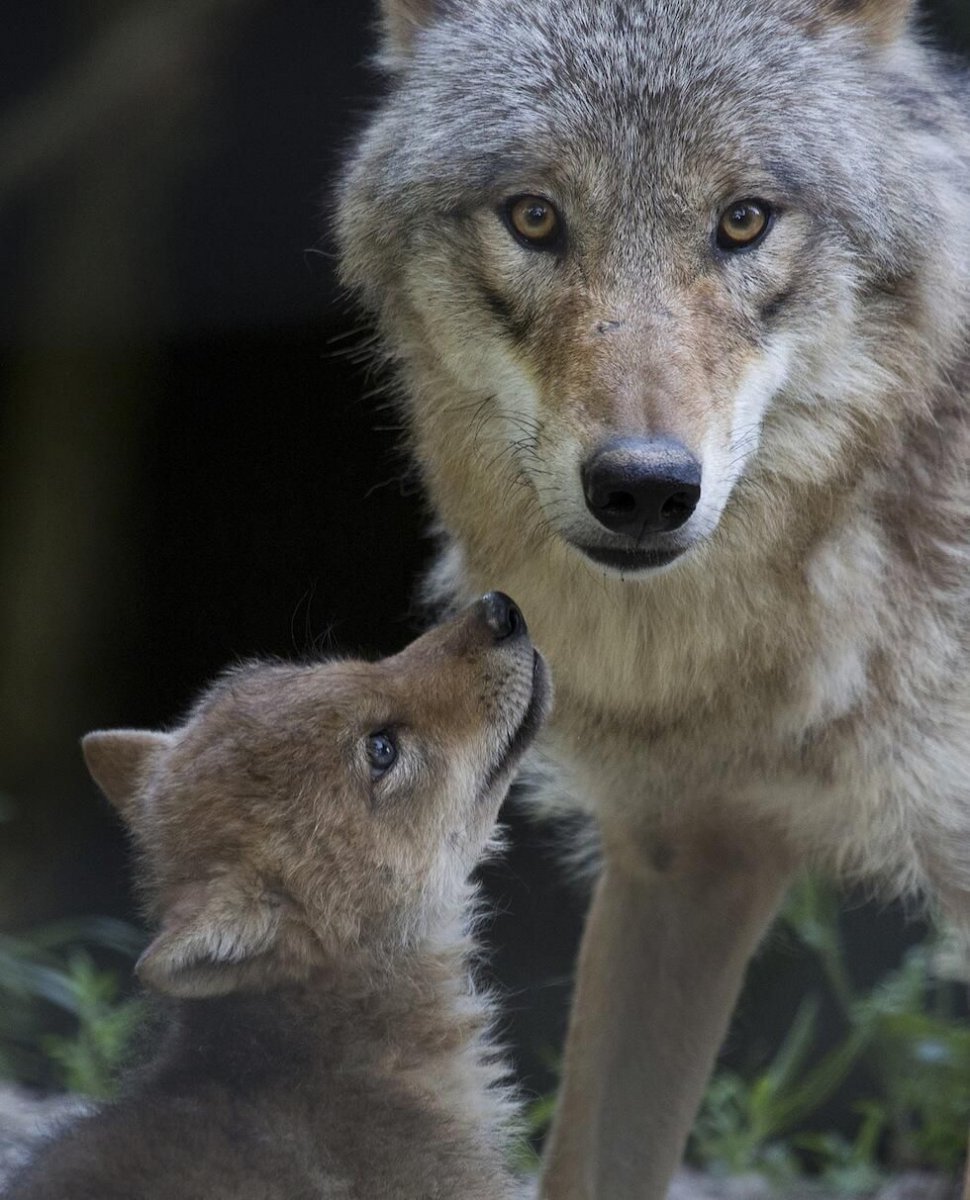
425 450 967 884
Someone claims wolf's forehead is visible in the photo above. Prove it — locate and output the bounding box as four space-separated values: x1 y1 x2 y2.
425 2 805 107
492 1 783 96
403 1 826 191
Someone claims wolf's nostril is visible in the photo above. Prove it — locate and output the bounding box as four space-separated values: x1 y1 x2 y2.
481 591 528 641
606 491 637 514
661 492 695 520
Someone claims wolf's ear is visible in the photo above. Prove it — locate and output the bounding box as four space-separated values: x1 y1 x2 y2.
379 0 448 59
136 874 294 999
82 730 172 820
818 0 913 45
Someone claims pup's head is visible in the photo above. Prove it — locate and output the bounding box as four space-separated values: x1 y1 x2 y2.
83 594 550 999
339 0 970 576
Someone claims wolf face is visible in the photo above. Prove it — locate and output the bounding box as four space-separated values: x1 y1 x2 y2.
83 594 550 998
338 0 969 578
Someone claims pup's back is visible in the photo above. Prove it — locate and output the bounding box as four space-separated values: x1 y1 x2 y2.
6 594 549 1200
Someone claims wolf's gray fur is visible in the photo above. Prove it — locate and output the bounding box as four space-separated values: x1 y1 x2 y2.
337 1 970 1195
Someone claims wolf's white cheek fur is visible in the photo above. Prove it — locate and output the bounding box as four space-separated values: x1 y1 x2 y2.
696 337 793 535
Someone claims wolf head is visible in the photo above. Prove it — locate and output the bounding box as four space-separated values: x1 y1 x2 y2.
338 0 970 578
83 595 549 998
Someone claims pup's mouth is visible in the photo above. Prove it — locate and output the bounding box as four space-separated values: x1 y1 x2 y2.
483 651 550 794
575 544 685 573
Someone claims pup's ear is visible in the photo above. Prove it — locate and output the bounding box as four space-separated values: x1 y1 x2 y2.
379 0 448 59
82 730 172 820
136 874 291 999
818 0 913 45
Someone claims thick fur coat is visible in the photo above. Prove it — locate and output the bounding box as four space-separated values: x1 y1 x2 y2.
337 2 970 1196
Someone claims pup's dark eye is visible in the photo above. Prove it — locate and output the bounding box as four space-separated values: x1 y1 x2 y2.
365 730 397 777
716 200 772 251
504 195 563 249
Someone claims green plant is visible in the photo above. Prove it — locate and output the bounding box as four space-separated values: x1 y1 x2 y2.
852 942 970 1173
793 1102 886 1195
688 876 970 1188
0 916 146 1097
689 993 870 1186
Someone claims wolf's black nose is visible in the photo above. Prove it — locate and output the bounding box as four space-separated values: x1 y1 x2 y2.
480 592 527 641
582 437 701 537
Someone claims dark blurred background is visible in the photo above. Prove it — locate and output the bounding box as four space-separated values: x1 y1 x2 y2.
1 0 969 1149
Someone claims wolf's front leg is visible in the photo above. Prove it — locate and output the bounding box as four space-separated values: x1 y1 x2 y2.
539 825 795 1200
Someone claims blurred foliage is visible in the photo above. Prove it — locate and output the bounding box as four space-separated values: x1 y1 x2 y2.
0 916 145 1098
688 877 970 1189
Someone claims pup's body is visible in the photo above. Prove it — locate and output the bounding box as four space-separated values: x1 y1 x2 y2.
336 2 970 1195
6 595 549 1200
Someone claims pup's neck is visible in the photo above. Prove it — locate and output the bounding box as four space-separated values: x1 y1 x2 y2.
154 927 515 1158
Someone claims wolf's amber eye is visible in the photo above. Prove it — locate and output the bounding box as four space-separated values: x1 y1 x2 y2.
505 195 562 249
716 200 771 251
365 731 397 777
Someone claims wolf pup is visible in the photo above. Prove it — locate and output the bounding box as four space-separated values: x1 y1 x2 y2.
337 1 970 1196
5 594 549 1200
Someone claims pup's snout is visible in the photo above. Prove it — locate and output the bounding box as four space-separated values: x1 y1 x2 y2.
582 437 701 537
479 591 527 641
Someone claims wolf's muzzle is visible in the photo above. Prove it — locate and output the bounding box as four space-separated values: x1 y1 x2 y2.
582 437 701 537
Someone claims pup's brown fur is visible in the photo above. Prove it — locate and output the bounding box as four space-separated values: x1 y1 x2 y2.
5 596 549 1200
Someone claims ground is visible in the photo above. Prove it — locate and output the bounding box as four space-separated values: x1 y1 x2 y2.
0 1086 958 1198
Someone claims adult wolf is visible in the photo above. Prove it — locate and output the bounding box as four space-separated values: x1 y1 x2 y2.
337 1 970 1196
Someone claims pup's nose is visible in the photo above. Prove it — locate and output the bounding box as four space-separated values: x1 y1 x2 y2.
480 592 527 641
582 437 701 537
